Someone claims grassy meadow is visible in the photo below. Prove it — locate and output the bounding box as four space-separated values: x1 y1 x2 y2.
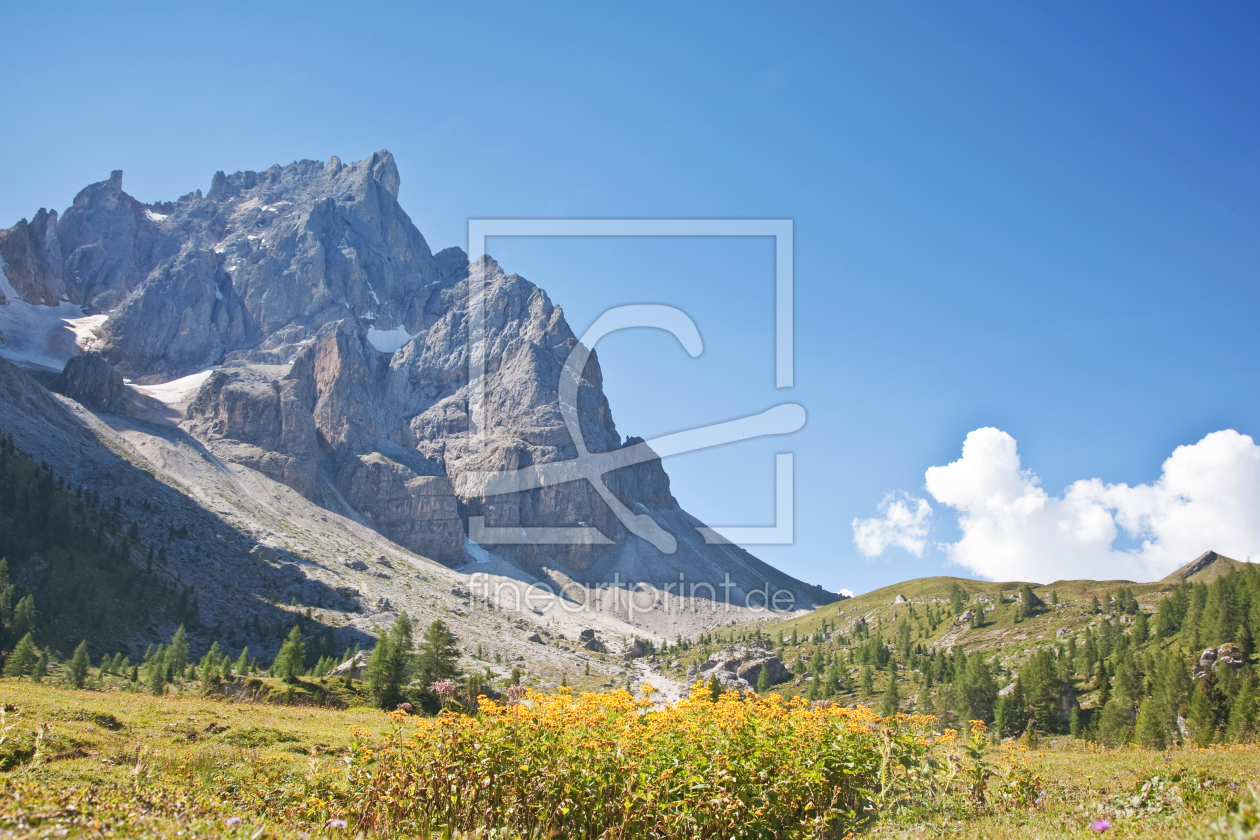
0 676 1258 839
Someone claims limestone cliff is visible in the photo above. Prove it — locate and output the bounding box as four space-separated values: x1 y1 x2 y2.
0 152 831 611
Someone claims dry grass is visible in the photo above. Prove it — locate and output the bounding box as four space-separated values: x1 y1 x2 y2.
1 678 1257 838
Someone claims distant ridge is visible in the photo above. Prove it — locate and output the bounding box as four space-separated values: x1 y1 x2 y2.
1159 550 1248 584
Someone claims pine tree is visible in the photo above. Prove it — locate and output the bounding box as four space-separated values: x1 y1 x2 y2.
67 641 90 689
1133 611 1150 646
1188 670 1220 747
880 674 901 716
274 627 306 683
148 649 167 696
1019 584 1043 615
861 665 875 695
916 679 933 715
11 595 34 639
1134 694 1168 749
234 646 250 677
3 633 37 677
1000 679 1030 738
416 618 461 687
1225 673 1256 743
32 648 48 684
756 664 770 694
168 625 189 677
708 674 721 702
366 615 418 709
949 583 968 616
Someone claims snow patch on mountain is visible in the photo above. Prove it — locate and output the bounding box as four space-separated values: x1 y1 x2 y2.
366 325 424 354
0 255 107 370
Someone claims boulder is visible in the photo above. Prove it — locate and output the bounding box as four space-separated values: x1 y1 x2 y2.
696 644 792 690
330 650 370 679
56 352 127 413
1196 644 1246 678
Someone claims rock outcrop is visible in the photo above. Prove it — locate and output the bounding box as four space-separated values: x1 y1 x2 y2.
697 644 792 690
55 351 127 413
0 151 832 617
1195 644 1246 679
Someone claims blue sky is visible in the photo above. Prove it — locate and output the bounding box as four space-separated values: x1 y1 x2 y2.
3 2 1258 593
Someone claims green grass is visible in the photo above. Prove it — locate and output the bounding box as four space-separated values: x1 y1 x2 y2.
0 677 1256 837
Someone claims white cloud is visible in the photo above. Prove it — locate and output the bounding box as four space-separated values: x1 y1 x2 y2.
852 492 933 558
919 427 1260 583
838 588 855 598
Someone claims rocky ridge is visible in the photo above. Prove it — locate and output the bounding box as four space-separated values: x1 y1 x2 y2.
0 151 830 655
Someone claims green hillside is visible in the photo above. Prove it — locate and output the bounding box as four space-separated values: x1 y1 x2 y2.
0 432 198 657
654 552 1259 746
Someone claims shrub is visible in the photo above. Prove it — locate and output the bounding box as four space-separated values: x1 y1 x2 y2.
345 682 976 839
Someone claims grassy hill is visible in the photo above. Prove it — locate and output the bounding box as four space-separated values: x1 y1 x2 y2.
651 552 1253 715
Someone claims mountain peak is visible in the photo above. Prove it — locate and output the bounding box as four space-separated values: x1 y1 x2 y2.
0 151 830 638
1159 550 1246 584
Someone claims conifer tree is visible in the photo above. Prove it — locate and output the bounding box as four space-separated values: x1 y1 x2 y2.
366 615 418 709
1225 674 1256 743
416 618 461 687
11 595 34 640
1133 611 1150 645
949 583 967 616
916 679 933 715
274 627 306 684
1097 697 1131 747
860 665 875 695
67 641 90 689
234 646 250 677
1188 670 1220 746
147 649 167 696
168 625 189 677
756 664 770 694
32 648 48 684
3 633 37 677
1019 584 1043 615
880 673 901 716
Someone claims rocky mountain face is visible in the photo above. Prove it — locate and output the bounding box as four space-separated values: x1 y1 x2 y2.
0 151 830 629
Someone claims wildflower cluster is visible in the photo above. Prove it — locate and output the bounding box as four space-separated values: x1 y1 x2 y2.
344 682 981 838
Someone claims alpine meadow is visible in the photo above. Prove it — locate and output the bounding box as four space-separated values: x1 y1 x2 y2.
2 3 1260 839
